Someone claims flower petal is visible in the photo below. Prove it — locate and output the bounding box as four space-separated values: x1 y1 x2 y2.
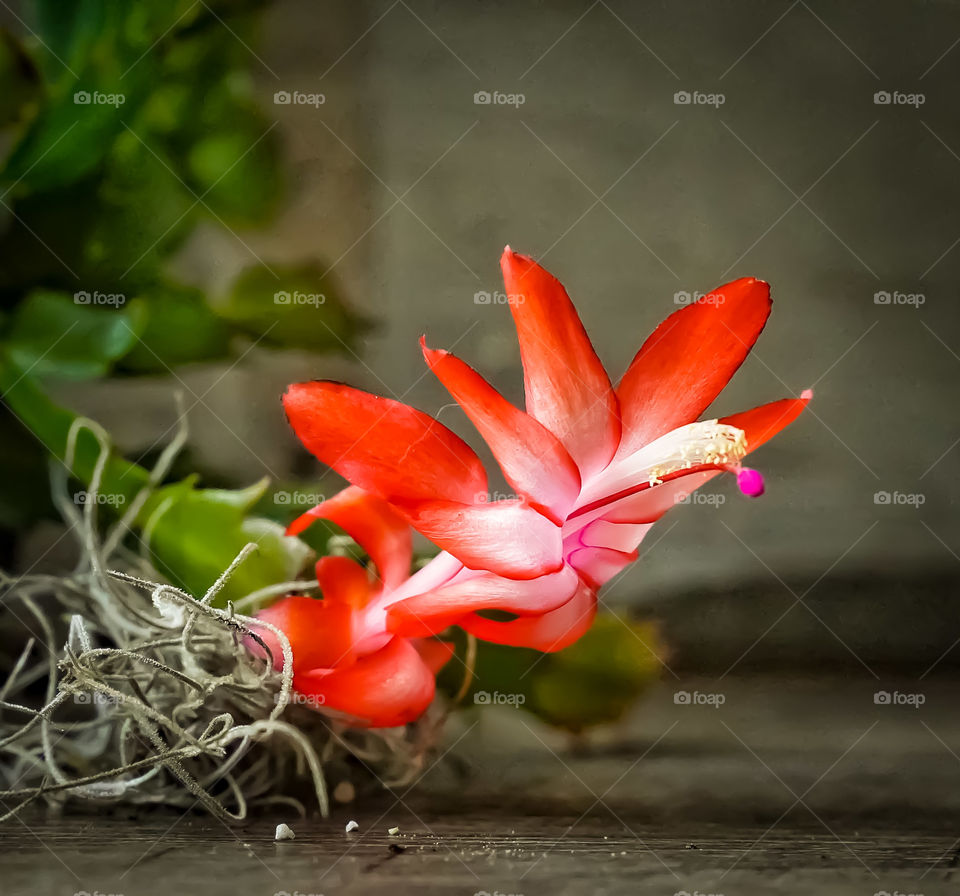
459 577 596 652
500 248 620 478
414 638 456 675
421 339 581 523
616 277 772 455
294 636 437 728
283 381 488 506
315 555 374 610
568 392 812 528
254 595 357 672
287 486 412 590
386 565 581 638
396 497 563 580
566 545 637 589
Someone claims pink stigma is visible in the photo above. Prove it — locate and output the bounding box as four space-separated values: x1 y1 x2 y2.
737 467 765 498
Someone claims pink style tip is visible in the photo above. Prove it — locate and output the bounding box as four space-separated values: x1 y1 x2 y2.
737 467 765 498
801 388 813 400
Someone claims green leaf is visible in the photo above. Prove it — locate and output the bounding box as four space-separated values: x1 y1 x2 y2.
5 290 147 379
216 262 370 353
144 479 312 605
453 613 667 734
119 284 232 371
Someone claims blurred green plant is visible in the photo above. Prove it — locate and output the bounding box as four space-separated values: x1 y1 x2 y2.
0 0 368 601
441 614 668 735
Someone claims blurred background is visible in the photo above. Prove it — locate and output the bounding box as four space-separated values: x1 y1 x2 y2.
1 0 959 677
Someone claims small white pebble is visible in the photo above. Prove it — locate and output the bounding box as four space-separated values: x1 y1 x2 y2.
388 826 400 835
274 823 296 841
345 820 359 833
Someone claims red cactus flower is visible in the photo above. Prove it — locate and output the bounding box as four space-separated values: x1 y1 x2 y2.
277 248 811 701
255 487 456 728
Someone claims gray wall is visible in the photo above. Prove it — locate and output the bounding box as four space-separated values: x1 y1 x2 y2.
59 0 960 663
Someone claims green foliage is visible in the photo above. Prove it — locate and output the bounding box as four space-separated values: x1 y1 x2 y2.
448 614 667 734
0 2 363 605
6 290 146 379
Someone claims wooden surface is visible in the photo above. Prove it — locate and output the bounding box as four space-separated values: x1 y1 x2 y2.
3 674 959 895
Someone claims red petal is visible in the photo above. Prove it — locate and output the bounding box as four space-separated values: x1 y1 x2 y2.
315 555 373 610
722 391 812 451
616 277 772 455
254 595 357 672
293 636 436 728
421 339 581 523
414 639 456 675
283 381 488 506
500 248 620 478
386 565 581 638
459 577 596 652
396 497 563 580
287 486 412 590
566 545 637 589
569 392 812 527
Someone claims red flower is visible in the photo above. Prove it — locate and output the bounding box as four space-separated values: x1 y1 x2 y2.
255 487 456 728
273 248 810 717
